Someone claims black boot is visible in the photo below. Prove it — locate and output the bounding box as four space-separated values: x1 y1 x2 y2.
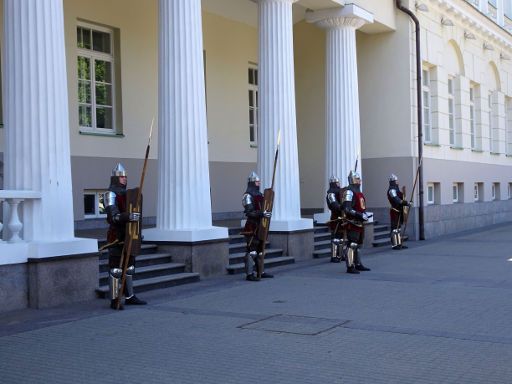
356 264 371 271
261 272 274 278
246 274 260 282
110 299 124 310
330 257 341 263
346 266 360 274
125 295 147 305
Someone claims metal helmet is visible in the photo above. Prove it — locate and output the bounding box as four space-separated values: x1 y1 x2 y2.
329 175 340 184
248 171 260 183
112 163 127 177
348 171 361 185
389 173 398 182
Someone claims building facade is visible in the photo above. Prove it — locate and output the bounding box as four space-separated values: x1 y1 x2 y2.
1 0 511 310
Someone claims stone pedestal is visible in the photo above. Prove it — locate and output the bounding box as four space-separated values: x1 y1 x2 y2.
269 229 315 261
154 238 229 277
27 252 98 309
362 222 374 249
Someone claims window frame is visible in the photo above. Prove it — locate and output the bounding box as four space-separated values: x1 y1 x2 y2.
470 86 476 149
77 21 116 135
248 64 259 148
452 183 459 203
427 183 435 205
448 77 455 146
83 189 108 219
422 68 432 144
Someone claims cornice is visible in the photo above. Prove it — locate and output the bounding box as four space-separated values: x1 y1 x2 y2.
426 0 512 51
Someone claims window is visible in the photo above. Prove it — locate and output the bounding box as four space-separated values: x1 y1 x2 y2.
427 182 440 205
77 23 115 133
492 182 500 200
474 182 483 202
452 183 459 203
470 86 476 149
507 97 512 155
84 190 107 218
508 183 512 199
248 65 259 147
427 183 435 205
488 93 494 152
448 77 455 146
422 68 432 143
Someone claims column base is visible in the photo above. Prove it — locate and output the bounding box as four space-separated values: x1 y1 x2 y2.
270 218 314 231
313 211 330 224
269 228 315 260
27 240 99 309
143 226 229 242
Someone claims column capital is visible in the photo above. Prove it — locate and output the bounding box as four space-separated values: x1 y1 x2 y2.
306 4 373 30
251 0 298 4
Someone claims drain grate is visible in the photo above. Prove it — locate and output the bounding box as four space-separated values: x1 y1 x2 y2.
239 314 349 336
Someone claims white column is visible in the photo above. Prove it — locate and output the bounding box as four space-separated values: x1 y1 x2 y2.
2 0 96 256
257 0 312 231
144 0 227 242
307 5 373 222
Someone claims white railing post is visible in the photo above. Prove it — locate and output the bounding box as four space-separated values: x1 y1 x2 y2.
0 191 41 243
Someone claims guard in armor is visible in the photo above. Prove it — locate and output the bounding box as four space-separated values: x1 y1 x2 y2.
241 172 273 281
342 171 371 274
326 176 345 263
387 174 410 250
104 163 147 309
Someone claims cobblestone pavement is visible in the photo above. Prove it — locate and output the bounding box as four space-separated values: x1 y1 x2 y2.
2 223 512 384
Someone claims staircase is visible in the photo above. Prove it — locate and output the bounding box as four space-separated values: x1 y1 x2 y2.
312 223 331 259
96 242 200 299
225 227 295 274
372 223 391 247
313 222 392 252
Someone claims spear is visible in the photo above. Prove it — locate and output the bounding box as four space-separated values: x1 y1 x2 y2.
115 118 154 310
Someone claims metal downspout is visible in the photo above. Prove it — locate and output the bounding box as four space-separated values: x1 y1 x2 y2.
396 0 425 240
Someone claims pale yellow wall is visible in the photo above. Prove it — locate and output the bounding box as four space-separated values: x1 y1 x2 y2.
358 15 413 160
64 0 158 160
294 21 326 209
202 11 258 163
353 0 396 30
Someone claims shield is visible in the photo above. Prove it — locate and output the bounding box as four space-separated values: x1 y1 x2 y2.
125 187 142 256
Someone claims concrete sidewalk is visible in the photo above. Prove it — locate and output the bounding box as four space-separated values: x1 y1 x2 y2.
2 223 512 383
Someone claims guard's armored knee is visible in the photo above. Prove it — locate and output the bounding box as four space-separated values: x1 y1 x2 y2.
109 268 123 300
346 243 358 267
391 229 402 247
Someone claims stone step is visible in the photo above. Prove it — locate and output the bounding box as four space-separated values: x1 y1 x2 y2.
98 243 159 259
314 239 331 251
226 256 295 275
372 238 391 247
374 224 389 232
374 231 390 240
314 232 331 242
96 272 200 298
99 252 174 272
228 227 242 236
228 234 246 245
98 262 187 286
313 248 331 259
228 248 284 265
228 241 270 255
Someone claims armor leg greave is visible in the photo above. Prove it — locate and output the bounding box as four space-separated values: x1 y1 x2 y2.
391 229 402 248
331 238 341 261
346 243 358 268
109 268 123 301
245 251 257 276
125 265 135 298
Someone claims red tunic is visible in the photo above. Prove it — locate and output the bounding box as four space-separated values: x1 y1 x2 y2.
347 191 366 234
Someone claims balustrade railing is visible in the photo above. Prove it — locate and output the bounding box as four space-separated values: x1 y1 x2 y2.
0 190 41 243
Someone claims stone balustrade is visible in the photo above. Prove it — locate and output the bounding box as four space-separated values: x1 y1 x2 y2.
0 190 41 242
